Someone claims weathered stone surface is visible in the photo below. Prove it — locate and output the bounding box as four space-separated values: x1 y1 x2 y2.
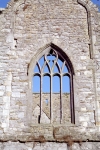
32 93 70 124
0 142 100 150
0 0 100 149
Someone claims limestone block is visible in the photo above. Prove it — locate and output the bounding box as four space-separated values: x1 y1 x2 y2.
80 56 87 60
84 71 92 76
40 111 50 124
7 72 12 81
3 110 9 115
3 96 10 102
1 29 10 33
81 142 93 150
79 117 85 122
0 86 5 90
71 143 80 150
3 103 10 109
82 122 88 127
2 123 7 128
18 112 24 119
4 81 12 86
81 107 86 112
58 148 67 150
6 86 11 92
12 92 20 98
0 91 4 96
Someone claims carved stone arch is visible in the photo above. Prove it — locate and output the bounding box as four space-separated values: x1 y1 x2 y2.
5 0 26 15
26 43 75 126
8 0 33 33
78 0 99 127
13 0 33 12
77 0 99 59
78 0 98 11
29 43 75 77
78 0 99 23
7 0 15 8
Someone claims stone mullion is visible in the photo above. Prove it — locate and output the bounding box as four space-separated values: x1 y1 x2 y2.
50 75 53 123
40 74 42 123
60 75 62 124
70 75 75 124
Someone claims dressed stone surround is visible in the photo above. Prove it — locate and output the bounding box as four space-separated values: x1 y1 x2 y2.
0 0 100 149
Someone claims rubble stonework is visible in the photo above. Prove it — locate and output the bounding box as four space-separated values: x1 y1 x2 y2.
32 94 71 124
0 0 100 149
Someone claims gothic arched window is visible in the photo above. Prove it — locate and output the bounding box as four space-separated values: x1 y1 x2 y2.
32 44 75 124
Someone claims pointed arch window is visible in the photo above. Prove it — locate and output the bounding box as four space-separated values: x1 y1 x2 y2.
32 44 75 124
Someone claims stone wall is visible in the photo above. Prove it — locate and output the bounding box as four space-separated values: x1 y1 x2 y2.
32 93 70 124
0 0 100 149
0 142 100 150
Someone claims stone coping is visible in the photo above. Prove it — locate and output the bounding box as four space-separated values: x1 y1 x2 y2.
0 125 99 142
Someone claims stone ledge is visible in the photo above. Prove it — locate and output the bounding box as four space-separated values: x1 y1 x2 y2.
0 125 100 142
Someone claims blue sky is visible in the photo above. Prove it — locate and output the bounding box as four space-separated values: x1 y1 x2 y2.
32 55 70 93
0 0 10 8
0 0 100 8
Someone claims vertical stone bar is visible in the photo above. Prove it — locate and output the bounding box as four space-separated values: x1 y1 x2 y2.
40 75 42 123
70 75 75 124
60 75 62 123
50 75 53 123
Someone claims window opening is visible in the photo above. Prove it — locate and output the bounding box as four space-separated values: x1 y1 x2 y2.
63 65 68 73
62 76 70 93
39 56 45 69
53 65 60 73
57 59 63 68
49 61 54 69
45 99 49 105
32 45 75 124
32 75 40 93
47 54 56 61
43 75 50 93
44 65 50 73
34 64 40 73
53 75 60 93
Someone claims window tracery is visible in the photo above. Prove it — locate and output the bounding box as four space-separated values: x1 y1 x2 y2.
32 44 75 124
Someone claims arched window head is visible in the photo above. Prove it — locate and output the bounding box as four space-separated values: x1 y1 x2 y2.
31 43 75 124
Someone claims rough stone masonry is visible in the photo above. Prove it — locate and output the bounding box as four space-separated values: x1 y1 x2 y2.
0 0 100 149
